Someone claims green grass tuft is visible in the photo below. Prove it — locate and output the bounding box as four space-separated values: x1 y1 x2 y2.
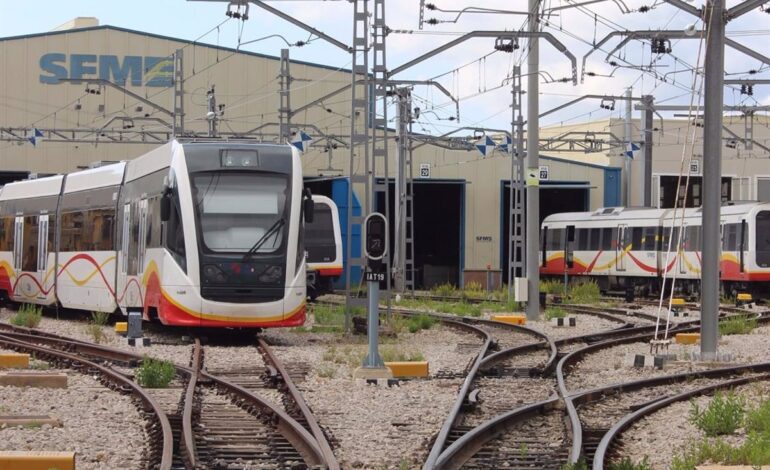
431 283 459 298
568 281 601 304
689 392 745 437
561 459 587 470
719 316 758 336
545 307 568 321
84 311 111 344
406 314 437 333
607 457 652 470
10 304 43 328
135 357 176 388
540 279 565 295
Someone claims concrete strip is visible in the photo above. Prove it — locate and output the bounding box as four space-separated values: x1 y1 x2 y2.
0 373 67 388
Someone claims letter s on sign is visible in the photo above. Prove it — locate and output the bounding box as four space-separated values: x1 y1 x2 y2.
40 53 67 84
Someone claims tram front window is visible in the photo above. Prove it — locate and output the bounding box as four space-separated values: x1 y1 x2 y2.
192 172 288 254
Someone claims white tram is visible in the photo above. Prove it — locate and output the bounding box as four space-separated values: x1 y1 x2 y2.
0 140 312 328
541 202 770 296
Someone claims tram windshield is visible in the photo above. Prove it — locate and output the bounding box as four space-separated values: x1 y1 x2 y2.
191 172 288 254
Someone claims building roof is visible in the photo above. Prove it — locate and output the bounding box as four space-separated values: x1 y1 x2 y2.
0 24 354 74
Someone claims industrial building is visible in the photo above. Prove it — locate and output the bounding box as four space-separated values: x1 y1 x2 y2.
2 19 769 289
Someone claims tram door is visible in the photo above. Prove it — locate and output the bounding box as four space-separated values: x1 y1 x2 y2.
12 216 23 277
616 224 627 271
678 224 688 275
38 215 48 276
137 199 148 276
118 203 131 307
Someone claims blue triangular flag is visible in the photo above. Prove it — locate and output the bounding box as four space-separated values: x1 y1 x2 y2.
475 135 496 157
625 142 640 159
27 128 44 146
290 130 313 152
497 135 512 154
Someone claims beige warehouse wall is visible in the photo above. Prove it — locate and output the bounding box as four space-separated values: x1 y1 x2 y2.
0 26 353 172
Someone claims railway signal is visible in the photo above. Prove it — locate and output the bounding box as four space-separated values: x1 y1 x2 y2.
354 213 393 381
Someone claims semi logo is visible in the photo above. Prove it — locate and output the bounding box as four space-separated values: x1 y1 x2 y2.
39 53 173 87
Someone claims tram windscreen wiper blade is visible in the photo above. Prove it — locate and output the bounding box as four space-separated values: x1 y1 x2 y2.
242 218 285 262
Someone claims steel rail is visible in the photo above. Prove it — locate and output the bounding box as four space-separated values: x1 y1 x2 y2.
257 337 340 470
0 325 329 468
422 319 493 470
0 333 174 470
560 310 770 464
433 397 561 470
593 372 770 469
181 338 202 469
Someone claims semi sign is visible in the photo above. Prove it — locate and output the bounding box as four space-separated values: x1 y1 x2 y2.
39 53 173 87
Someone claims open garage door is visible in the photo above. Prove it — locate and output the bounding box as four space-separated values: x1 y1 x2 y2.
500 181 590 285
376 179 465 289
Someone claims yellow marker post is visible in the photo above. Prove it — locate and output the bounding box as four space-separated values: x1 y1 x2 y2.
0 451 75 470
675 333 701 345
0 354 29 369
385 362 429 378
492 315 527 325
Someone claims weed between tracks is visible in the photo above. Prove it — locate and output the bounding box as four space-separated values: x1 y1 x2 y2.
84 311 110 344
719 316 758 336
690 391 745 437
544 307 567 320
10 304 43 328
135 357 176 388
671 394 770 469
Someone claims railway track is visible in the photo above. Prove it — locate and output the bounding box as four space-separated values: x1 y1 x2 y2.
0 323 338 470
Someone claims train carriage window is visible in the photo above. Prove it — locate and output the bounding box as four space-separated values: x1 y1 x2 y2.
60 209 114 251
146 196 162 249
631 227 643 250
600 227 615 250
547 228 564 251
166 187 186 272
756 211 770 267
21 216 38 272
723 223 739 251
576 228 589 250
662 227 681 250
685 226 701 251
0 217 13 251
128 201 140 275
642 227 658 250
588 228 601 250
47 215 56 253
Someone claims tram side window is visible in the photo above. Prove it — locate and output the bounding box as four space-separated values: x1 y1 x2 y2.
60 209 115 251
684 226 700 251
756 211 770 267
127 201 140 276
662 227 681 250
0 217 13 251
722 223 740 251
21 216 38 272
588 228 601 250
642 227 658 250
146 196 162 249
166 189 186 272
547 228 564 251
600 227 614 250
631 227 643 250
576 228 590 250
47 215 56 253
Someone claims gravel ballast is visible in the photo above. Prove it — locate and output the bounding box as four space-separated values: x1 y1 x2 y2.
0 363 147 469
616 379 770 469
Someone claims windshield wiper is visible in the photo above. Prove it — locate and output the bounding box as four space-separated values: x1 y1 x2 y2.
242 218 285 262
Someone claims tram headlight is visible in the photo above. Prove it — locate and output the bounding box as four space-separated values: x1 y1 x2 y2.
258 265 284 283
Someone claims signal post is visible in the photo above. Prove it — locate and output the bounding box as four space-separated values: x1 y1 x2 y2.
353 213 393 381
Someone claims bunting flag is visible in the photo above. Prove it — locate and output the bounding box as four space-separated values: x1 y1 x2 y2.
625 142 640 159
475 135 496 157
290 130 313 152
27 128 44 146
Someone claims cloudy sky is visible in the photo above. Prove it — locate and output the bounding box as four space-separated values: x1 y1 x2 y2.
1 0 768 135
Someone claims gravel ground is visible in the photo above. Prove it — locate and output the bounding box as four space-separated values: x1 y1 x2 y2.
264 323 482 469
616 379 770 469
0 308 194 366
464 377 555 427
0 361 147 469
525 315 623 341
565 328 770 392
